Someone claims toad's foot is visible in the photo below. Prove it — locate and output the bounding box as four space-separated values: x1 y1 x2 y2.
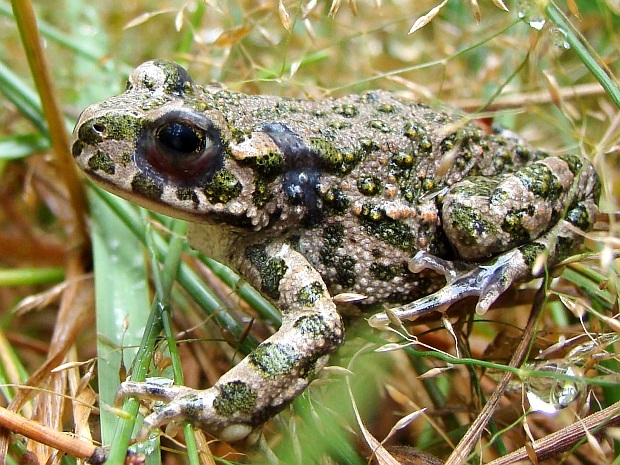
368 249 529 327
116 380 266 444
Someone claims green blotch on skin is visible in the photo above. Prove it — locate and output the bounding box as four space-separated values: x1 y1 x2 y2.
294 314 326 338
230 125 250 143
335 255 356 288
368 119 391 133
357 175 382 196
453 177 498 199
119 152 132 166
419 136 432 152
449 205 498 247
359 204 415 251
297 281 324 307
358 138 379 154
519 242 547 268
312 138 342 171
244 150 285 177
71 140 85 158
250 343 300 378
88 150 115 175
378 103 395 113
440 136 455 153
501 208 535 243
204 168 242 204
554 235 576 261
321 225 357 287
79 114 142 145
320 223 345 267
141 59 193 94
515 146 532 163
131 173 163 200
403 121 426 141
422 178 436 191
176 187 198 204
392 151 414 169
246 245 288 300
252 177 272 208
565 204 591 231
558 154 583 175
333 103 359 118
329 120 350 130
370 262 402 281
516 163 563 201
321 186 350 214
490 187 509 205
213 381 258 416
491 146 517 172
294 314 343 348
232 133 283 205
311 138 362 175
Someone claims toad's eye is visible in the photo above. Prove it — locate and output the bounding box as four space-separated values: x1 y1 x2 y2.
139 111 224 184
157 121 204 154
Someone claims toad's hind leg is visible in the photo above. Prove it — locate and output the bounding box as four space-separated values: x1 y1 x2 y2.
370 155 599 326
116 244 344 445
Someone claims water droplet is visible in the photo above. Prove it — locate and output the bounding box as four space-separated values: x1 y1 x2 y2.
550 27 570 49
130 433 159 455
517 0 546 30
523 361 583 413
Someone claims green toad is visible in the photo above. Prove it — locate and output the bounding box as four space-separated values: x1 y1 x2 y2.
71 60 600 445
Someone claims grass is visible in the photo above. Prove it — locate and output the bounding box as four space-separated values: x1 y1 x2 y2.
0 0 619 464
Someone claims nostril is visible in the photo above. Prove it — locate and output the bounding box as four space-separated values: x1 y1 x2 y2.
92 123 106 135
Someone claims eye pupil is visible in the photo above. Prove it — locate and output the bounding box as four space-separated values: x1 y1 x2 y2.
157 122 203 153
141 113 222 183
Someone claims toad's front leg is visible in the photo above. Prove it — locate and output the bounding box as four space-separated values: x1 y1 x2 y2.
116 243 344 445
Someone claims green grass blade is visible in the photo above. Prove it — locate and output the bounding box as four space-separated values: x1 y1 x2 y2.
545 1 620 108
89 188 152 448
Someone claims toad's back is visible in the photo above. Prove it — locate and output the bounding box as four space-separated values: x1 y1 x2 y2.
73 60 594 307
